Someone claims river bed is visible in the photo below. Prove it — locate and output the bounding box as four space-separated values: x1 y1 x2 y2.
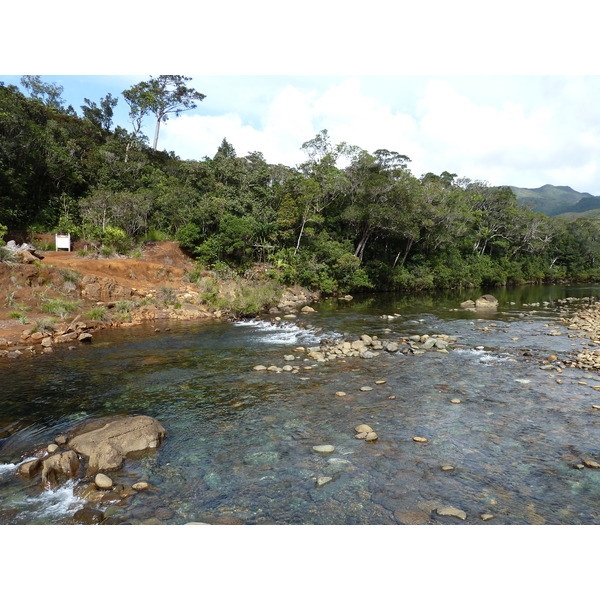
1 285 599 524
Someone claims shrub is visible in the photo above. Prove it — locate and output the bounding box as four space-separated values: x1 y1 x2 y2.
86 306 109 321
61 269 81 284
32 318 55 335
115 300 135 313
0 247 17 263
158 286 177 306
42 298 80 319
143 230 170 242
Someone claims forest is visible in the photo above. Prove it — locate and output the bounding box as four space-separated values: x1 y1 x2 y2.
1 76 600 295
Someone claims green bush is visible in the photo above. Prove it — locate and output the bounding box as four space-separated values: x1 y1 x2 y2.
42 298 81 319
86 306 109 321
0 247 17 263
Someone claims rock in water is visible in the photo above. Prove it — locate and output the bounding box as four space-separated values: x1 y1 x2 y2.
68 415 166 474
73 507 104 524
95 473 113 489
436 506 467 520
16 459 41 478
312 445 335 454
316 476 333 487
355 424 373 433
41 450 80 487
475 294 498 309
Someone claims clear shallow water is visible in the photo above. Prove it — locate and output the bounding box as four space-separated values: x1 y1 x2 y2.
1 285 599 524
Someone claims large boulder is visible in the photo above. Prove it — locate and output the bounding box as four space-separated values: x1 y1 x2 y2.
475 294 498 308
67 415 166 474
41 450 80 487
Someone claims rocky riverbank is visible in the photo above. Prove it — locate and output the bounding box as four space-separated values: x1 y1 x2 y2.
559 297 600 370
0 241 318 360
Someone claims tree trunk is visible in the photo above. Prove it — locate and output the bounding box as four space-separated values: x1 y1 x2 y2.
354 228 372 262
153 119 161 151
393 238 414 268
294 214 307 255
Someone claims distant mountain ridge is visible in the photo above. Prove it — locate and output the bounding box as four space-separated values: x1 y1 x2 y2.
510 184 600 217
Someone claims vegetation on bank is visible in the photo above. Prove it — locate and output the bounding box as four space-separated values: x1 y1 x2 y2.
2 77 600 296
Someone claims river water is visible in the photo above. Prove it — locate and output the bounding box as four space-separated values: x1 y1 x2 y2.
0 284 599 525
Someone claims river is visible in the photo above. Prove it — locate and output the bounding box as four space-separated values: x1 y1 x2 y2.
0 284 599 524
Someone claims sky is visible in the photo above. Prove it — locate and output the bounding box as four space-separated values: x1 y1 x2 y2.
4 73 600 194
3 2 600 194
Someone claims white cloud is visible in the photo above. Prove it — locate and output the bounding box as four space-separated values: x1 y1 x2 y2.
158 76 600 194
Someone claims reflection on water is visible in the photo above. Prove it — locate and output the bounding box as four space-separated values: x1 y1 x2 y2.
1 285 599 524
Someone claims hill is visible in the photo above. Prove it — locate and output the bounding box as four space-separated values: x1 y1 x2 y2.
555 208 600 222
510 184 598 216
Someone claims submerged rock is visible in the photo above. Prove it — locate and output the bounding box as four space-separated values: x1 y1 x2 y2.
316 476 333 487
312 445 335 454
436 506 467 520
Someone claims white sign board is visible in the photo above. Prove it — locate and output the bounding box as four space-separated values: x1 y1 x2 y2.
55 233 71 251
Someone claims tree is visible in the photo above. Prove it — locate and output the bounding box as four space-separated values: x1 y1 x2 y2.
81 93 118 132
20 75 65 110
122 75 206 151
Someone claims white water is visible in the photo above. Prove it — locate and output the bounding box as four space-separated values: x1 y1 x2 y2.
0 462 18 477
20 480 84 522
234 319 339 346
454 348 514 365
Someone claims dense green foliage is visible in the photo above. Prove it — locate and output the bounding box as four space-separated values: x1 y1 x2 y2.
2 79 600 294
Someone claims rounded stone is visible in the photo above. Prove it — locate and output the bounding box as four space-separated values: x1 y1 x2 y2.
95 473 113 489
441 465 455 471
360 386 373 392
436 506 467 520
450 398 462 404
355 424 373 433
365 432 378 441
312 445 335 454
335 391 346 397
375 380 386 385
355 432 367 439
73 507 104 524
481 513 495 521
132 481 149 491
253 365 267 371
47 444 59 454
413 436 428 443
